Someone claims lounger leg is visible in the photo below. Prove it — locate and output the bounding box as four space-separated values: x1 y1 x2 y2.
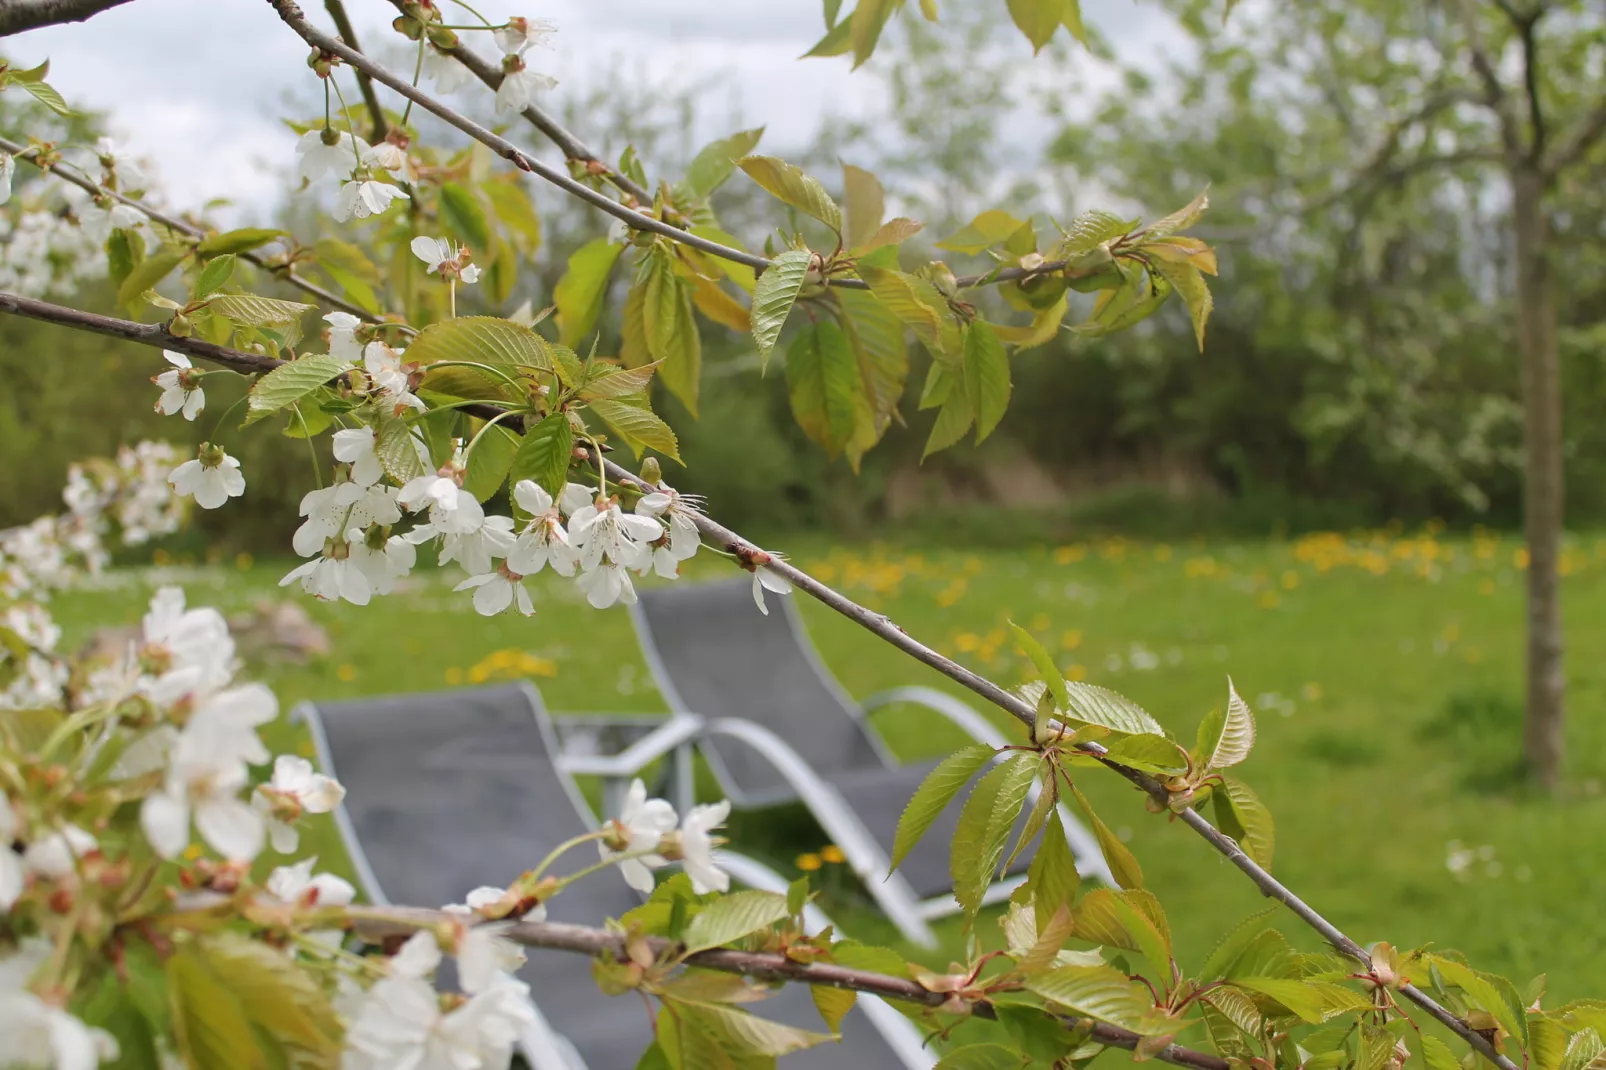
671 740 696 818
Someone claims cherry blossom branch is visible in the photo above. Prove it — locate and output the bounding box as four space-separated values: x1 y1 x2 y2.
0 134 373 321
0 288 1516 1070
266 0 1081 294
345 907 1230 1070
323 0 389 142
0 0 133 35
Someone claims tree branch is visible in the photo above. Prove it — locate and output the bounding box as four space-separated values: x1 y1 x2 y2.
0 134 373 321
1 288 1520 1070
1545 94 1606 176
323 0 388 143
345 907 1230 1070
1457 0 1523 161
0 0 135 36
1514 6 1546 162
265 0 1079 294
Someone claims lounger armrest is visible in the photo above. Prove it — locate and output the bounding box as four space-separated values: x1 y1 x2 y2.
556 713 705 777
860 685 1009 748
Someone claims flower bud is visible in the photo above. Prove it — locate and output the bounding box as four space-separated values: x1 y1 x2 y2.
167 313 192 338
197 442 227 468
426 24 459 49
1018 252 1046 273
393 15 424 40
638 457 662 486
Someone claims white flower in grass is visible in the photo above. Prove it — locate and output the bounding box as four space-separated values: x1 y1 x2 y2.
168 443 244 510
140 716 265 862
362 340 426 414
346 528 416 596
324 311 364 362
334 177 408 222
439 513 516 576
423 45 475 92
507 481 578 577
456 564 533 617
296 128 368 183
0 940 120 1070
254 755 345 855
494 16 558 55
574 562 637 609
494 55 557 114
21 825 97 881
332 427 384 487
410 235 481 285
568 498 660 573
152 351 204 420
679 800 732 895
600 778 676 894
279 545 373 606
0 795 21 910
752 567 793 616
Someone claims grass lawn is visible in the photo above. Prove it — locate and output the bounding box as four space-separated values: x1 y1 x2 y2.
48 525 1606 1005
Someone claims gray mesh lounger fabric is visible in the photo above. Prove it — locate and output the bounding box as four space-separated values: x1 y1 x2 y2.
302 683 909 1069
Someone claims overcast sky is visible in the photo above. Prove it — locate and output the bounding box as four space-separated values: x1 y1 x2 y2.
9 1 1178 220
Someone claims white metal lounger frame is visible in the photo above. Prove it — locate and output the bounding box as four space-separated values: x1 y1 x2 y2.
293 682 934 1070
626 595 1115 949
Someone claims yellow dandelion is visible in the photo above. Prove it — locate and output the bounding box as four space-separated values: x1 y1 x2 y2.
1514 548 1530 570
1478 579 1496 596
235 552 254 571
820 845 846 865
796 853 823 872
523 657 558 678
1060 629 1083 651
954 633 981 653
1281 570 1300 590
1030 613 1051 632
1066 664 1087 682
1464 648 1484 665
1301 682 1323 702
445 667 464 685
336 663 357 683
1256 591 1280 610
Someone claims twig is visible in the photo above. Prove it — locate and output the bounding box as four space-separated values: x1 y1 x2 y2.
1544 93 1606 176
0 134 373 321
1457 0 1522 161
346 907 1230 1070
324 0 389 143
0 294 1520 1070
1512 5 1546 162
0 0 133 35
266 0 1085 294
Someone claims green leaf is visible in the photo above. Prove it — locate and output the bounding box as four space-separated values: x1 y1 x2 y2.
482 177 542 250
1202 678 1255 771
1027 964 1159 1032
1026 810 1081 932
1531 1017 1570 1070
635 1041 673 1070
1002 769 1055 877
956 753 1038 918
77 971 161 1070
1144 189 1210 241
580 363 660 401
1199 907 1278 980
890 741 995 873
656 1004 735 1070
555 238 624 348
589 397 682 463
751 248 814 360
376 413 429 483
856 217 923 254
463 422 519 502
1150 256 1213 350
1558 1029 1603 1070
684 127 766 202
737 155 843 233
839 287 910 468
1057 210 1137 260
934 1045 1025 1070
1428 956 1525 1047
785 321 859 455
923 386 973 460
996 1004 1081 1064
117 246 189 309
1007 0 1063 52
439 181 493 254
208 294 313 329
803 16 853 58
1229 977 1329 1024
1062 682 1165 737
1069 783 1143 889
683 1001 831 1057
1219 775 1274 871
105 228 143 290
1411 1031 1466 1070
682 890 791 953
938 210 1026 255
850 0 897 68
1103 733 1190 776
198 228 285 256
842 164 885 249
643 248 701 415
857 264 955 352
194 254 236 299
1010 622 1067 709
407 315 554 373
21 78 73 116
962 321 1010 443
812 983 855 1034
167 947 260 1070
199 932 341 1055
245 354 352 426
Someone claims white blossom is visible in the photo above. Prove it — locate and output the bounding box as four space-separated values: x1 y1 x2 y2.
455 565 533 617
332 427 384 487
151 350 204 421
574 561 637 609
494 57 557 115
680 800 732 895
456 923 526 995
0 795 21 910
599 779 677 894
77 200 145 244
423 46 475 92
362 341 425 414
636 485 702 578
753 568 793 616
140 689 275 862
254 755 345 854
506 480 577 577
361 139 411 183
279 548 373 606
346 529 416 596
21 825 97 881
568 498 660 573
410 235 480 285
95 136 148 191
438 513 516 577
334 178 409 222
494 16 558 55
0 152 12 205
0 939 119 1070
296 127 368 183
168 446 244 510
324 311 364 362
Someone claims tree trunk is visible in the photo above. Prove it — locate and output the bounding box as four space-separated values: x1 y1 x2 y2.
1511 164 1566 790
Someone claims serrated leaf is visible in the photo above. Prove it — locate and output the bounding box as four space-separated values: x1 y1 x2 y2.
199 932 340 1055
842 164 885 249
838 288 909 466
858 264 957 352
962 320 1010 442
1531 1018 1570 1070
1010 622 1067 709
1069 783 1143 890
1230 977 1329 1024
1057 210 1137 260
684 1001 831 1057
691 276 751 332
1558 1029 1604 1070
850 0 897 67
856 217 923 254
580 363 660 401
407 315 554 372
738 155 842 232
438 181 493 254
1027 964 1160 1032
1002 773 1055 876
376 413 428 483
167 947 260 1070
22 78 73 116
955 753 1038 918
786 321 858 455
463 421 518 502
938 209 1025 254
117 246 189 309
934 1045 1025 1070
1202 986 1263 1037
1062 682 1165 737
1144 189 1210 241
208 293 313 328
555 238 624 348
1203 680 1256 771
684 127 766 202
1412 1031 1466 1070
194 254 236 299
642 248 701 415
890 741 995 873
589 397 681 463
1020 902 1075 976
811 985 855 1035
198 228 285 256
1199 907 1279 980
1103 733 1189 775
1219 775 1274 871
751 248 814 360
245 354 352 426
656 1004 734 1070
681 890 790 953
803 16 853 58
923 385 973 460
1150 256 1213 350
1429 956 1525 1048
1008 0 1064 52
